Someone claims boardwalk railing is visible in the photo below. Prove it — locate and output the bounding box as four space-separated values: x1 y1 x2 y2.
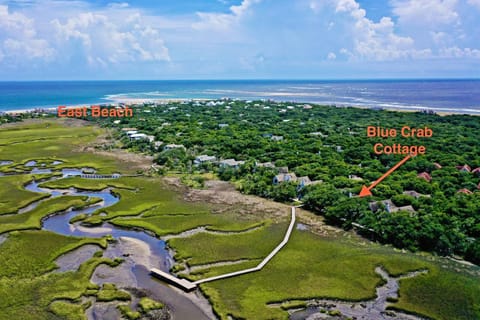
80 174 121 179
150 207 297 291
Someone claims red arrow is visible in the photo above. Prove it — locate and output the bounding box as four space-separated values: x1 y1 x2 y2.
359 154 412 197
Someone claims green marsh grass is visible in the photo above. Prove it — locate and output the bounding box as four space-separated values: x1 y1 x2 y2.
0 175 49 215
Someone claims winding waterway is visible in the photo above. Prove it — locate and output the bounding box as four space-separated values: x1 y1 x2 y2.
3 168 215 320
2 166 441 320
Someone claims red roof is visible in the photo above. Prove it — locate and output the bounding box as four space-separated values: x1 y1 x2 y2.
456 164 471 172
417 172 432 182
457 188 473 195
433 162 442 169
472 167 480 174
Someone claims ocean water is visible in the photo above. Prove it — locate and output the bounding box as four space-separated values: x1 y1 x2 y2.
0 79 479 114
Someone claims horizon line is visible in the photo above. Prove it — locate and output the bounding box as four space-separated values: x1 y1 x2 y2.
0 77 479 82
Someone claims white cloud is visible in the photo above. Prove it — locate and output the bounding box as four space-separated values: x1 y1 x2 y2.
392 0 459 26
309 1 320 13
4 38 54 60
333 0 427 60
467 0 480 9
0 0 479 78
439 46 480 58
305 0 478 62
193 0 261 30
335 0 360 13
431 31 448 45
0 5 35 37
108 2 129 9
0 5 55 61
239 53 265 70
51 9 170 66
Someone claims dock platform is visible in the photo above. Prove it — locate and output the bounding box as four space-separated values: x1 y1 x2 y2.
150 268 197 292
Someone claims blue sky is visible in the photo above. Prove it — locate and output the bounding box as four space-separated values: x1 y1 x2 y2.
0 0 479 80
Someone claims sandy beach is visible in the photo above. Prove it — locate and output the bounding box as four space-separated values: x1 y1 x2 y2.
2 99 479 116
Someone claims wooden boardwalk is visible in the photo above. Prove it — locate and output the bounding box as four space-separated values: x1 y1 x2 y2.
150 207 297 291
150 268 197 292
80 174 121 179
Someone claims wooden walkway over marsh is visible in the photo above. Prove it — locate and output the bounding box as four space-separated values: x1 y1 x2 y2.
150 207 297 291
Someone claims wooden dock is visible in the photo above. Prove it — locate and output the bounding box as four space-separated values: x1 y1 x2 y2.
194 206 296 285
150 268 197 292
150 207 297 291
80 174 121 179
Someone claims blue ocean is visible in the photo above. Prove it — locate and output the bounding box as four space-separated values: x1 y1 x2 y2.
0 79 479 114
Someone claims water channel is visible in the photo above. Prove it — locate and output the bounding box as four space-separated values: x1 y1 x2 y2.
2 167 215 320
1 165 434 320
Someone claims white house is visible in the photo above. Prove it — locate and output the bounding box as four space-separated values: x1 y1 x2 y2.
273 173 297 184
164 144 185 151
219 159 245 169
194 155 217 165
129 133 148 141
256 161 275 168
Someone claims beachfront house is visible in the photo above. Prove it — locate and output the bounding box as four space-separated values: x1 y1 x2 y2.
153 141 164 150
348 175 363 181
194 155 217 165
472 168 480 176
417 172 432 182
129 133 148 141
164 144 186 151
369 200 416 214
403 190 431 198
296 176 322 191
456 164 472 172
297 176 311 190
273 173 297 184
256 161 275 169
219 159 245 169
457 188 473 195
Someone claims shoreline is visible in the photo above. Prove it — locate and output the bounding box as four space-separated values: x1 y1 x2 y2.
2 98 479 116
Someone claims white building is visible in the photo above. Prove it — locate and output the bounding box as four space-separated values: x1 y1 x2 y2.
194 155 217 165
219 159 245 169
164 144 185 151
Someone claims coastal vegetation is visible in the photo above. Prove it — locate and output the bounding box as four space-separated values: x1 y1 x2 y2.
0 230 116 320
0 175 49 215
196 229 480 320
0 196 94 234
92 100 480 265
0 116 479 320
0 120 137 174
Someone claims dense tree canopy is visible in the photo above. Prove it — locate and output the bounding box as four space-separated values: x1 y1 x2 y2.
83 100 480 264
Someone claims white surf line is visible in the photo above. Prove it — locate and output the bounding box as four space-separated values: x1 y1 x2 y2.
193 206 296 285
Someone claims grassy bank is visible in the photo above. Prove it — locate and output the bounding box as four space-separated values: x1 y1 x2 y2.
0 196 94 234
0 120 136 174
111 212 267 237
0 230 116 320
1 119 479 320
0 175 49 215
194 229 480 320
